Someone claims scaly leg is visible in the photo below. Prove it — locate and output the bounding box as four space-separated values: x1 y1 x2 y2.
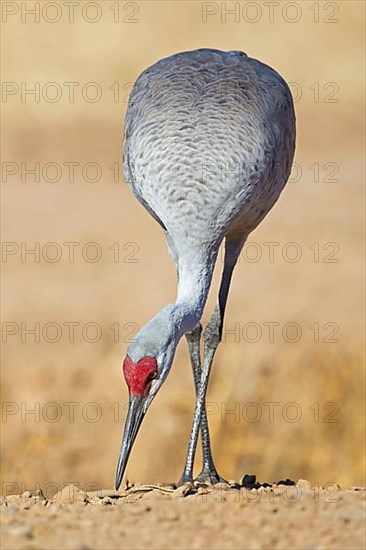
178 236 246 485
182 323 222 484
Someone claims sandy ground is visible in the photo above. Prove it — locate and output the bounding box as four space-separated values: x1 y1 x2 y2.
1 481 365 550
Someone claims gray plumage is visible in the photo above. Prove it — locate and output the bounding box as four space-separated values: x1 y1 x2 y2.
125 49 294 254
115 48 296 488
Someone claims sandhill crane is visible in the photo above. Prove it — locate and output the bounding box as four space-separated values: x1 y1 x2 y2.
115 49 296 489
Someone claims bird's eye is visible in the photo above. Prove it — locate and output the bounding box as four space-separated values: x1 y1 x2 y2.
145 370 158 385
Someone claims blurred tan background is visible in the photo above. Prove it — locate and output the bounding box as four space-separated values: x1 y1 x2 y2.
1 1 365 494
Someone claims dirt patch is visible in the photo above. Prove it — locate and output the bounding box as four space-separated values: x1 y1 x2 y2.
1 480 365 550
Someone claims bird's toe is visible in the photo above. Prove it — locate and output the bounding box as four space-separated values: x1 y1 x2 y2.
195 470 228 485
177 474 194 487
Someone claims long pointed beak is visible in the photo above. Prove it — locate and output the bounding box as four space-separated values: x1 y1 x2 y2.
115 394 145 490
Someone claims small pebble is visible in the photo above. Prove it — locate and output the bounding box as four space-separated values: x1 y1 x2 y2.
241 474 257 488
52 484 87 504
277 478 295 486
297 479 311 490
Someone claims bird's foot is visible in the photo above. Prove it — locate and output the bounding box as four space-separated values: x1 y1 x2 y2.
195 469 228 485
177 473 194 487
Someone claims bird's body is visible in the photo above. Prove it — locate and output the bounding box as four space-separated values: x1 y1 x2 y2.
125 49 294 265
115 49 296 488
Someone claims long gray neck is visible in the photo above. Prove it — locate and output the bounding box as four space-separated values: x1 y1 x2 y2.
174 252 215 336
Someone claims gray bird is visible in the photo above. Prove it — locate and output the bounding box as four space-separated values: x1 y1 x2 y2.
115 48 296 489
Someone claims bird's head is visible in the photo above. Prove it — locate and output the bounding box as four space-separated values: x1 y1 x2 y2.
115 306 180 489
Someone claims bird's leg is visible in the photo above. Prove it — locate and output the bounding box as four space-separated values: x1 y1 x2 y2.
178 303 228 486
179 237 245 486
195 304 227 484
183 323 221 484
